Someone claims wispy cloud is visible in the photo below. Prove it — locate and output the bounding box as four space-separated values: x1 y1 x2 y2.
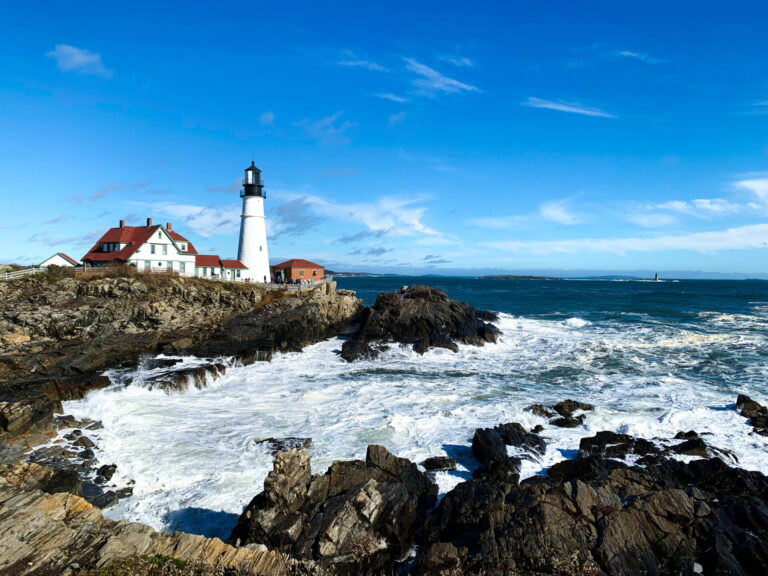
28 228 105 247
338 58 388 72
366 247 392 256
142 202 240 238
374 93 410 103
655 198 745 216
337 229 391 244
625 212 678 228
46 44 112 78
540 200 586 225
259 111 275 126
485 224 768 256
424 254 450 264
404 58 480 96
438 54 474 67
616 50 662 64
281 193 442 238
388 111 407 126
295 112 356 145
271 198 324 237
523 97 616 118
70 182 147 204
206 177 242 194
735 177 768 204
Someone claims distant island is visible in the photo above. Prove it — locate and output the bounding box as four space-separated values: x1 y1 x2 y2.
482 274 562 280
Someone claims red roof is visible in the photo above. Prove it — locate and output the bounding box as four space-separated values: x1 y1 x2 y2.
57 253 80 266
220 259 247 269
195 255 221 267
272 259 324 269
168 230 198 254
82 222 198 263
82 225 161 262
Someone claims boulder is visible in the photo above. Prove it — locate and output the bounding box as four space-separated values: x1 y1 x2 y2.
229 444 437 574
423 456 456 471
340 285 500 361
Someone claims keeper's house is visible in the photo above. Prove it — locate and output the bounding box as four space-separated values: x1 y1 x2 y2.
271 259 325 282
39 252 80 268
81 218 248 280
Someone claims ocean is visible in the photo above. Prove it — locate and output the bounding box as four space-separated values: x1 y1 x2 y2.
62 277 768 539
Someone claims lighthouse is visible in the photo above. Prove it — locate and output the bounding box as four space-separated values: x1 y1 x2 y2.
237 162 271 283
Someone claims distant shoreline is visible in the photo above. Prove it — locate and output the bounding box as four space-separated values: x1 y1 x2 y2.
482 274 562 281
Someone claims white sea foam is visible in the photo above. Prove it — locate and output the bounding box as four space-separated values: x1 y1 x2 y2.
63 311 768 539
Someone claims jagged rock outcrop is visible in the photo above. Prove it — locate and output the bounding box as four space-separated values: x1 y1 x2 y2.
340 285 500 361
0 465 295 576
0 273 361 446
529 398 595 428
229 445 438 574
419 418 768 576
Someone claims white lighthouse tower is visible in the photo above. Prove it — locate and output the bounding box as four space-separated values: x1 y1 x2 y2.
237 162 271 283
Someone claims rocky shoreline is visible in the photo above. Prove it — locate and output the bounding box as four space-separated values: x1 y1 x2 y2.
2 272 768 575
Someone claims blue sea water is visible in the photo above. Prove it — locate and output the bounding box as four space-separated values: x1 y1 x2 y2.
61 276 768 538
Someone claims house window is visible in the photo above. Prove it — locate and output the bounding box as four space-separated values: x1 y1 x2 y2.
151 245 156 254
260 245 263 251
158 232 161 239
162 245 168 255
158 261 163 267
144 260 150 269
237 270 241 278
299 270 305 276
180 243 186 251
312 270 317 276
180 262 186 273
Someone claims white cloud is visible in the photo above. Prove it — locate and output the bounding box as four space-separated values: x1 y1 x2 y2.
388 111 407 126
374 93 410 103
46 44 112 78
626 212 678 228
654 198 744 216
470 214 531 229
540 200 585 225
144 203 240 238
523 97 616 118
485 224 768 256
278 192 443 238
404 58 480 96
617 50 661 64
735 178 768 203
259 111 275 126
295 112 356 145
338 59 388 72
439 55 474 67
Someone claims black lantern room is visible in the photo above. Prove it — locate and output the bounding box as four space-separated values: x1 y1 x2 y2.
242 161 266 198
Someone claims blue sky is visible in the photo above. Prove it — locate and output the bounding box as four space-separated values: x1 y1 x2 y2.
2 1 768 277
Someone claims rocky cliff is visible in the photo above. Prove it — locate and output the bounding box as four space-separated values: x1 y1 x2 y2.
0 271 361 453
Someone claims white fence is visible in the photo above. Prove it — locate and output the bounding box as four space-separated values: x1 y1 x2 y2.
1 267 44 281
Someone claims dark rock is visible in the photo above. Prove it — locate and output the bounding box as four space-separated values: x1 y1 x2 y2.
553 399 594 417
674 430 699 440
89 490 119 509
340 285 500 361
528 403 555 418
44 469 82 497
472 423 544 478
254 437 312 455
670 438 709 457
74 435 96 449
78 449 95 460
423 456 456 471
551 414 585 428
737 394 767 419
229 445 437 574
97 464 117 481
116 486 134 498
418 424 768 576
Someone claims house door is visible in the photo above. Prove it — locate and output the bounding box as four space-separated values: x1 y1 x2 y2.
230 270 236 281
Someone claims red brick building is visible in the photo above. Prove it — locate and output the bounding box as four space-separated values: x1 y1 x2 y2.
271 259 324 282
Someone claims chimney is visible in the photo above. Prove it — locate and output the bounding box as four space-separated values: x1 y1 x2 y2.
146 217 153 226
166 222 172 231
119 219 125 228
